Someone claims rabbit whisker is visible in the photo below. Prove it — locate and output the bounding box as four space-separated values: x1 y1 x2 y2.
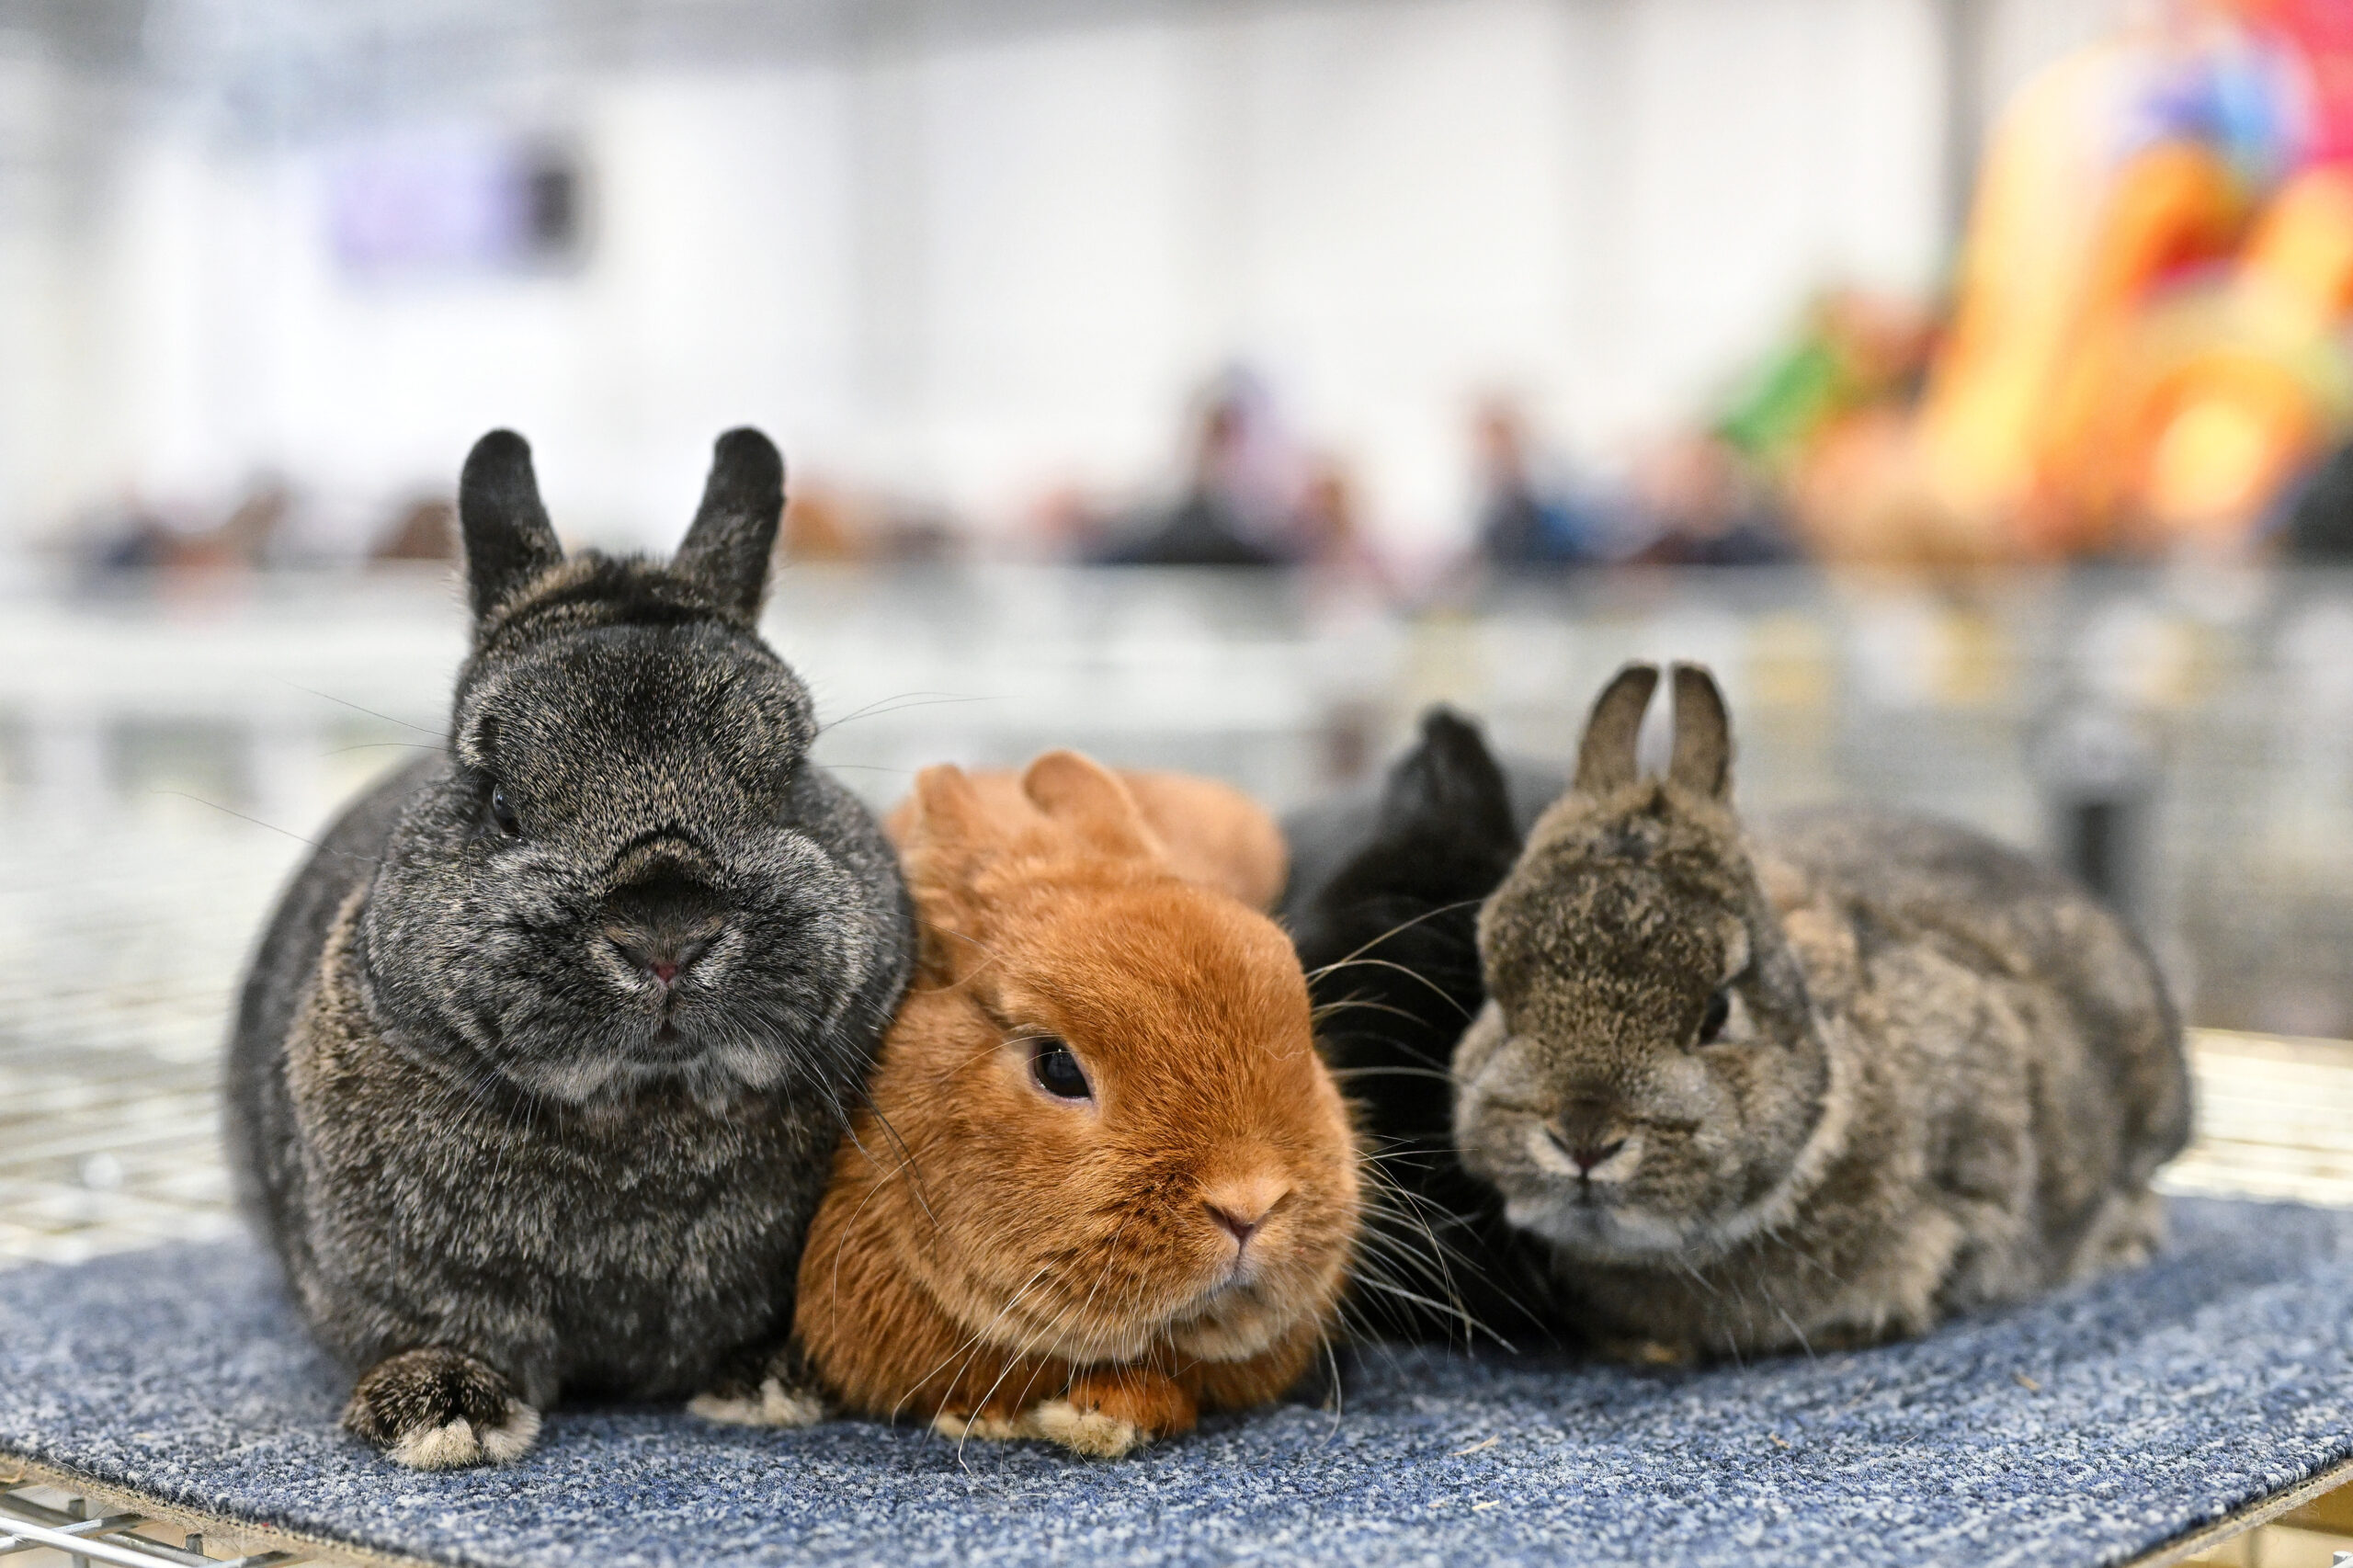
153 791 382 869
1310 996 1442 1029
269 676 441 736
897 1262 1055 1428
319 741 452 758
1302 897 1487 979
1305 955 1474 1021
816 690 994 734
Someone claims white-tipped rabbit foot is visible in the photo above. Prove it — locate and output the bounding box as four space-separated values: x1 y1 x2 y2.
689 1376 827 1428
1023 1398 1147 1460
346 1346 540 1469
932 1409 1024 1442
388 1403 542 1470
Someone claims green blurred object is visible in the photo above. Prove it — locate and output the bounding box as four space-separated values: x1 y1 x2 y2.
1717 335 1849 467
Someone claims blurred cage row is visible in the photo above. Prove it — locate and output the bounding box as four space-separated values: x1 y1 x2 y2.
4 563 2353 1272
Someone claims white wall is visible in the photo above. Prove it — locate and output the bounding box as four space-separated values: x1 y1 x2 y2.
0 0 2111 559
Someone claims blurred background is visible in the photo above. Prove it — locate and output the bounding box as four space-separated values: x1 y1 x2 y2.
6 0 2353 1274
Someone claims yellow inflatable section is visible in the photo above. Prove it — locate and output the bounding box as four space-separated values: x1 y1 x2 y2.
1811 17 2353 563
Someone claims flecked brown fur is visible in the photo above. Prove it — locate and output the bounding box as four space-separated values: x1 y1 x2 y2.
1453 663 2192 1360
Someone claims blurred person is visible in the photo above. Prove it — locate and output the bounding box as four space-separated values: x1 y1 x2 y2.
1092 369 1303 567
84 474 292 577
1629 434 1799 567
1024 483 1118 561
369 496 458 564
1293 456 1394 596
199 476 292 570
1471 397 1605 568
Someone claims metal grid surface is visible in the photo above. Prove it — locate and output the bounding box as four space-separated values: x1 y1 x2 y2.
1 1483 305 1567
0 821 300 1268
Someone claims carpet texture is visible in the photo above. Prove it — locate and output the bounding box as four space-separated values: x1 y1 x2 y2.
2 1197 2349 1568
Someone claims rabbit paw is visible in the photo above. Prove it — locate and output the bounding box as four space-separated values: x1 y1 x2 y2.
1023 1368 1196 1459
931 1407 1026 1442
1023 1399 1146 1459
345 1347 540 1470
690 1341 828 1428
1597 1335 1695 1368
689 1376 828 1428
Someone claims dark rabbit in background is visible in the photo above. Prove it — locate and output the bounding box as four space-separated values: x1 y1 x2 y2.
226 428 914 1468
1454 663 2193 1362
1282 708 1563 1346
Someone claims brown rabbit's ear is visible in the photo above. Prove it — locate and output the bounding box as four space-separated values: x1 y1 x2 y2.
1020 750 1162 860
1574 664 1659 795
1667 663 1733 801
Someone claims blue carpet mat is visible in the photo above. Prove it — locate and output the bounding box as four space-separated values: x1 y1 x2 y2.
2 1197 2349 1568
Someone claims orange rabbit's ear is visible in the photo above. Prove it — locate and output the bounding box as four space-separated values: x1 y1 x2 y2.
904 764 984 846
1020 750 1163 862
899 764 997 893
896 765 993 975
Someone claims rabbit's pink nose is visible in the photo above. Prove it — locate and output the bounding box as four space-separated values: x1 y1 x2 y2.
1207 1206 1262 1248
605 926 719 987
1202 1175 1290 1253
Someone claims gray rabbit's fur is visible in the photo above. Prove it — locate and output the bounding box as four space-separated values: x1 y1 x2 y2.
1453 663 2191 1360
226 429 913 1467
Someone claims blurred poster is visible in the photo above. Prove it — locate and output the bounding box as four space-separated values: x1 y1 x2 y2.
326 128 584 278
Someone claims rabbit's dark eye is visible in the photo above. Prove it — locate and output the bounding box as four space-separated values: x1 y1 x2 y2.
1029 1037 1091 1101
486 783 523 839
1697 987 1732 1046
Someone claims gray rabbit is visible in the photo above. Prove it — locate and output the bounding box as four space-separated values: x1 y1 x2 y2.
226 429 913 1466
1453 663 2191 1361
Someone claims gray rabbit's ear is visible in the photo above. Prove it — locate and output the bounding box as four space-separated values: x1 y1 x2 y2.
1574 664 1659 795
459 430 564 620
674 427 785 623
1668 663 1733 801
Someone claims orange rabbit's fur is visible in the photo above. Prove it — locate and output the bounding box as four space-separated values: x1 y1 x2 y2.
882 767 1289 912
796 752 1358 1458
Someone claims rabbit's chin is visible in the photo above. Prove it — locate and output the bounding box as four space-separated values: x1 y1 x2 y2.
1504 1191 1698 1260
488 1017 814 1108
1159 1269 1326 1362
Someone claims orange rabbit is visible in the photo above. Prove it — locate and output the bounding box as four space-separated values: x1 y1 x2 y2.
793 751 1358 1458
